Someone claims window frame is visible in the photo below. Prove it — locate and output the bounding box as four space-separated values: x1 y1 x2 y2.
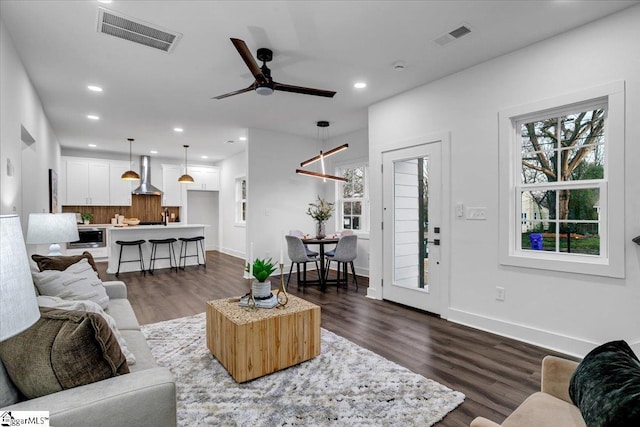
498 81 625 278
334 162 370 235
235 176 246 226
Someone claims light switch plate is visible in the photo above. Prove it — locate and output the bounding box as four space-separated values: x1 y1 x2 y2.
466 207 487 220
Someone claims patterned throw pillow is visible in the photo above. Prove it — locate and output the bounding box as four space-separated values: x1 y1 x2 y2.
32 258 109 309
0 307 129 399
569 340 640 427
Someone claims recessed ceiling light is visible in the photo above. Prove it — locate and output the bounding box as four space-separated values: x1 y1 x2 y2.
87 85 103 92
201 155 208 159
150 150 158 154
88 144 97 147
173 127 184 132
239 136 247 141
354 82 367 89
226 140 235 144
87 115 100 120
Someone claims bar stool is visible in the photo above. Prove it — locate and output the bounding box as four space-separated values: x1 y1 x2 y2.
148 238 178 274
115 239 146 277
178 236 206 270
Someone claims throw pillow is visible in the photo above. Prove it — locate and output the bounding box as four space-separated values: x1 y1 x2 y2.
37 295 136 365
0 307 129 400
569 340 640 427
32 251 100 276
32 258 109 309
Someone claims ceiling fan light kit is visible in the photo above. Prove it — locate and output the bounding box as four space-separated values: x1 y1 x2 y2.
121 138 141 181
214 38 336 100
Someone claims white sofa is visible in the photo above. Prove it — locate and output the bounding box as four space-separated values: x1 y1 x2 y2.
0 281 176 427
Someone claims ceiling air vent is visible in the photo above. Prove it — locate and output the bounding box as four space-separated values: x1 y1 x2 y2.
434 23 472 46
97 7 182 53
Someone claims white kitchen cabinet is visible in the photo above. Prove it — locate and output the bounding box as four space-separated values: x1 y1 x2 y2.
162 164 183 206
187 165 220 191
64 157 110 205
109 162 133 206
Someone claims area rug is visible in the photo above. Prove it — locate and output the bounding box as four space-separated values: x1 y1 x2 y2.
141 312 465 426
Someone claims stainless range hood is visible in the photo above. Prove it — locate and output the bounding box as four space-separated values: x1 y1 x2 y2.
132 156 163 195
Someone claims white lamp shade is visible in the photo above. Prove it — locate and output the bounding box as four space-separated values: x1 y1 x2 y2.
0 215 40 341
26 213 79 255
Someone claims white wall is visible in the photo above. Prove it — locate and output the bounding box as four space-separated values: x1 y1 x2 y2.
186 190 218 250
369 5 640 357
218 150 247 258
0 19 61 235
246 128 324 269
326 127 371 277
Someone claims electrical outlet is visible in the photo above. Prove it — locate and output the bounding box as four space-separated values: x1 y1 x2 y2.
466 207 487 220
496 286 505 301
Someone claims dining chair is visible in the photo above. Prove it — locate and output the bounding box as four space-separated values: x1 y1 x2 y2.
325 234 358 290
285 235 320 290
325 229 354 257
289 229 319 257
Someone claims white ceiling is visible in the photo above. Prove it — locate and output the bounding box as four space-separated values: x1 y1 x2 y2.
2 0 637 162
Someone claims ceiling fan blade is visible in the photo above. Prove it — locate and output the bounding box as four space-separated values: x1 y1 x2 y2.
273 81 336 98
230 38 267 83
212 84 256 100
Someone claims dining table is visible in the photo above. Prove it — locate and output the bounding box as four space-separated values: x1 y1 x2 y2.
301 237 339 291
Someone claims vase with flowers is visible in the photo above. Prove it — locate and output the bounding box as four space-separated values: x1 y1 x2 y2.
306 196 334 239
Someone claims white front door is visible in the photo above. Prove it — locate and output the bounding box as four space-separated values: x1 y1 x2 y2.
382 141 443 314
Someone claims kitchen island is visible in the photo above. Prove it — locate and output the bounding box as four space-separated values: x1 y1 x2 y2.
106 223 207 274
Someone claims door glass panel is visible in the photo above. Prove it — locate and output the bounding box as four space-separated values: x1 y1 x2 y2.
393 156 429 290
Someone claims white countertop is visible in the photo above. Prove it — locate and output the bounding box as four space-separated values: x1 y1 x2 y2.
80 223 207 230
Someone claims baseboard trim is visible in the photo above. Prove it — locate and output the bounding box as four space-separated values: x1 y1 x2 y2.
447 308 598 358
219 248 245 259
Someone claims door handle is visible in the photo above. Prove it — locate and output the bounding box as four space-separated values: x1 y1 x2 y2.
426 239 440 246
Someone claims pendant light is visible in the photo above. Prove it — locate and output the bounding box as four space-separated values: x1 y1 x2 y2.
296 121 348 182
178 144 195 183
121 138 140 180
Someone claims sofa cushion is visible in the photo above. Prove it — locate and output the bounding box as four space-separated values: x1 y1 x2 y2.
0 307 129 400
569 340 640 427
502 392 586 427
105 298 141 331
37 295 136 365
32 251 100 276
119 330 159 372
0 360 19 407
32 258 109 309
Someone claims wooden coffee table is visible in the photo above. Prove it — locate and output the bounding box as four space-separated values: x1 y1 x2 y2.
206 294 321 382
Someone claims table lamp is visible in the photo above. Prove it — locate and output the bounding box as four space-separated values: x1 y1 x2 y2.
0 215 40 341
26 213 79 256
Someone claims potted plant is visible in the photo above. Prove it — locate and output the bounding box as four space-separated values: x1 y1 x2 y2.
306 196 334 239
81 213 93 225
246 257 277 298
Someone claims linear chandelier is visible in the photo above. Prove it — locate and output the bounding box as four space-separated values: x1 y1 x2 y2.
296 121 348 182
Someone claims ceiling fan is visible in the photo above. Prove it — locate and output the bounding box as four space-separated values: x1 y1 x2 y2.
213 38 336 100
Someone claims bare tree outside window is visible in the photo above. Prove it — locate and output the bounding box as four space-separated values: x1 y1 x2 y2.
519 107 605 254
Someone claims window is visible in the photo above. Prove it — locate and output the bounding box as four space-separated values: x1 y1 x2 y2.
336 164 368 232
518 104 605 255
499 82 624 278
235 177 246 224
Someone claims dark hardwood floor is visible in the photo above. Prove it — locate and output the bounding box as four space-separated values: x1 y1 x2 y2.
96 250 568 427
